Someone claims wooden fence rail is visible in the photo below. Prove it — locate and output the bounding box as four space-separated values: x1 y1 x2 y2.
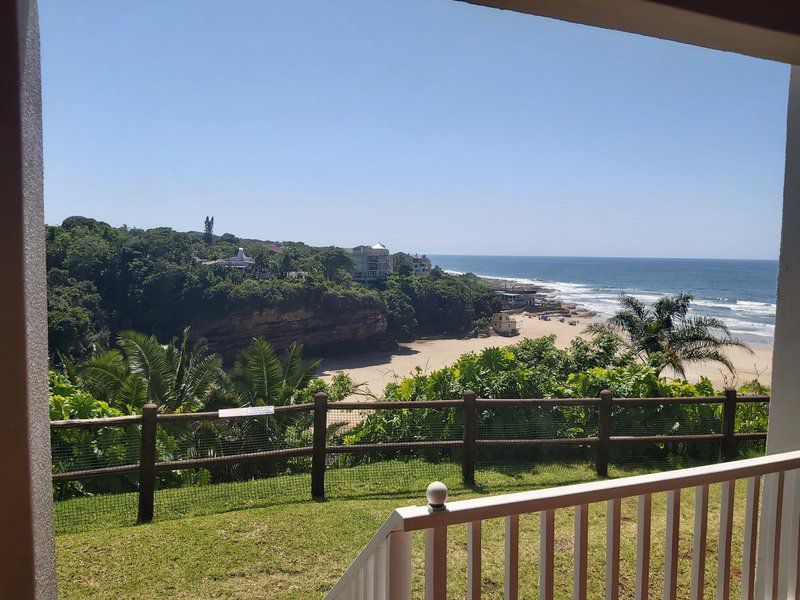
50 390 769 523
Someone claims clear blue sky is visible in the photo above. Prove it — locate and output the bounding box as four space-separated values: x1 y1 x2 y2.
40 0 789 259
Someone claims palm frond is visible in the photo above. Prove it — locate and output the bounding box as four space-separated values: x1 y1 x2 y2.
244 337 283 405
117 374 148 412
617 294 648 320
602 292 752 376
80 350 127 400
117 330 171 402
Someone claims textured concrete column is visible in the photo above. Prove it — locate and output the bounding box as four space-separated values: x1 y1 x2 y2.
0 0 57 597
758 65 800 598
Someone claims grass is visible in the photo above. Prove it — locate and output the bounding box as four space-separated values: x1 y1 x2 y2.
55 459 752 598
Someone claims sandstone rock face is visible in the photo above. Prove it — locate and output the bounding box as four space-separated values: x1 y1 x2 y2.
193 306 390 362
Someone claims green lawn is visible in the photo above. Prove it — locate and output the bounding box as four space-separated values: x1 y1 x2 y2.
55 460 751 599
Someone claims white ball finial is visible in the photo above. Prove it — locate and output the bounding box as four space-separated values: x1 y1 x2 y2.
426 481 448 512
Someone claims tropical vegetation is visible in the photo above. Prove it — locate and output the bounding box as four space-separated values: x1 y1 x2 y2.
586 293 751 377
341 333 768 467
46 216 498 361
50 332 356 499
384 268 501 341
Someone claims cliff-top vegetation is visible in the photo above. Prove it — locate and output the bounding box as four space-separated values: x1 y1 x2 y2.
47 216 499 362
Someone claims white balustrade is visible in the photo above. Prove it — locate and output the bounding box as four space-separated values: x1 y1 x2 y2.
326 450 800 600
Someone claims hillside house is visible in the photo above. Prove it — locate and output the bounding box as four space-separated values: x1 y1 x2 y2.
201 248 255 271
392 252 432 276
350 243 391 282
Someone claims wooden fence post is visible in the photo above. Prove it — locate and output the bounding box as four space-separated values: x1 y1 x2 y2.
722 389 737 462
596 390 613 477
137 403 158 524
462 390 477 487
312 392 328 499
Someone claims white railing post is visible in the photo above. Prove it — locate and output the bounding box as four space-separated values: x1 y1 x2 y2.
741 476 760 600
466 520 482 600
764 472 785 599
635 494 652 600
373 540 388 600
690 485 708 600
388 530 411 600
424 482 448 600
540 510 554 600
716 481 735 600
664 489 681 600
606 498 621 600
574 504 589 600
425 528 447 600
505 514 519 600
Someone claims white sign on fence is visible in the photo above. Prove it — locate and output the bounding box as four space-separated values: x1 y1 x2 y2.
218 406 275 418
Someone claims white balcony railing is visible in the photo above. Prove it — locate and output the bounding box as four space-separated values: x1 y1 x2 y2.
326 450 800 600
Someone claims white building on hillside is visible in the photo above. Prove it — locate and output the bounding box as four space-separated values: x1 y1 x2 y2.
350 243 391 282
201 248 255 271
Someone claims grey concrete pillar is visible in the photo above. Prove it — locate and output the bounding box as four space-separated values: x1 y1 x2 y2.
0 0 57 597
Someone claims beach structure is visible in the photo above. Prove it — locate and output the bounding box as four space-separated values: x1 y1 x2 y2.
494 290 535 310
350 243 392 282
7 2 800 598
491 312 518 336
200 247 255 271
392 252 432 276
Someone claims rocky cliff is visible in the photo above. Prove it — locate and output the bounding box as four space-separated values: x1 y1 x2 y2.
193 306 390 363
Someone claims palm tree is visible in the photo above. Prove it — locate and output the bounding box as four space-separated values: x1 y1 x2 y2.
587 293 751 377
79 328 224 413
212 338 322 467
225 338 321 406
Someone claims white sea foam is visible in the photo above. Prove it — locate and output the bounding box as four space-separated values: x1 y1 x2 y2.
457 268 775 343
733 300 776 316
719 317 775 339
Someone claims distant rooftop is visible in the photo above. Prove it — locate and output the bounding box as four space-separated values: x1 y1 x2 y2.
201 247 254 269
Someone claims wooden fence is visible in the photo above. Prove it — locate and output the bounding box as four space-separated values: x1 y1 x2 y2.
50 390 769 523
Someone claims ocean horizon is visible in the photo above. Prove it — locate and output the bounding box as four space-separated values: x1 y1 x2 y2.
429 255 778 345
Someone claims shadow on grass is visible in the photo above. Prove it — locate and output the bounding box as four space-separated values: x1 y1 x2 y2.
54 459 678 536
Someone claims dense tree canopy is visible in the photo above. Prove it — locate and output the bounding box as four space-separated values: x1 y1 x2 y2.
385 270 502 339
46 217 498 362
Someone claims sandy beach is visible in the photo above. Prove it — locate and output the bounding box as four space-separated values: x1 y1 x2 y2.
321 313 773 397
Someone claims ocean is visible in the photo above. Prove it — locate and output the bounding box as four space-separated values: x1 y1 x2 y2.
429 255 778 345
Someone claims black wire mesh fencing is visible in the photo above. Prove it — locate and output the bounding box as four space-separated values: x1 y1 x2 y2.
51 391 769 534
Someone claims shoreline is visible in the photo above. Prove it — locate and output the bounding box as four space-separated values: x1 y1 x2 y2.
321 312 773 397
321 276 773 396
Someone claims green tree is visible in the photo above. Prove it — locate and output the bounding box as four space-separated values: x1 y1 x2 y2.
385 287 417 341
393 254 413 277
79 328 223 413
203 216 214 244
252 246 270 279
225 338 321 406
587 293 751 377
47 271 107 360
317 247 355 281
